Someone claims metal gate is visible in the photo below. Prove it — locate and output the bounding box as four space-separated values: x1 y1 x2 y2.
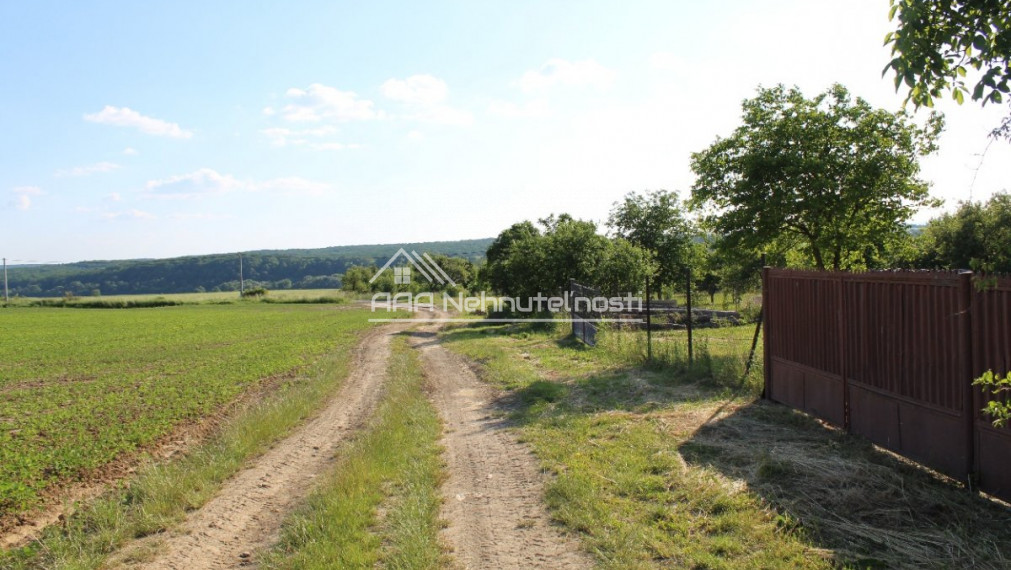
569 279 601 346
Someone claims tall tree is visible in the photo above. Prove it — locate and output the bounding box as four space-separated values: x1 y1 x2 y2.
485 221 543 297
485 214 653 299
593 238 656 298
607 190 693 292
690 84 943 271
906 192 1011 272
884 0 1011 137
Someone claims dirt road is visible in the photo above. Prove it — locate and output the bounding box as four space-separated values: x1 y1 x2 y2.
113 323 406 569
105 317 588 568
411 325 590 569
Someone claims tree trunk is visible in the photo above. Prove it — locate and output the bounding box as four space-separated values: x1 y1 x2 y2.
811 247 826 271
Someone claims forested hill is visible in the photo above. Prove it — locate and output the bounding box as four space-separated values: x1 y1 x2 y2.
6 238 493 297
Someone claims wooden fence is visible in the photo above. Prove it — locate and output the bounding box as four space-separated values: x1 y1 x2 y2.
763 268 1011 501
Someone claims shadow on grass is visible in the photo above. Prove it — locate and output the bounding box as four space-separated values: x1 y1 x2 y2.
679 400 1011 568
438 321 1011 568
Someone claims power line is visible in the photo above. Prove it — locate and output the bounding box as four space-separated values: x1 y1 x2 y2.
968 136 997 202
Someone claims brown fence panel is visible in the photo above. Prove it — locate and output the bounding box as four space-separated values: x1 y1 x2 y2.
765 270 845 426
841 272 971 479
972 275 1011 499
764 269 975 483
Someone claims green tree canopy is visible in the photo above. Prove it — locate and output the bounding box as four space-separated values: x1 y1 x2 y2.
485 214 654 299
884 0 1011 136
690 84 943 271
485 221 544 298
594 238 656 297
903 192 1011 272
607 189 694 291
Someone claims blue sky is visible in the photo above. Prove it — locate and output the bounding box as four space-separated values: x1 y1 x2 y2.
2 0 1009 263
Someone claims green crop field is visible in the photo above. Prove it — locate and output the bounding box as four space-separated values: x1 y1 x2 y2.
0 303 375 515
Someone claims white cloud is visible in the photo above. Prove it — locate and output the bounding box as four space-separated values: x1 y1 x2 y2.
406 130 424 141
262 106 276 116
487 99 551 118
381 74 449 106
144 169 331 198
100 209 156 221
84 106 192 138
381 74 472 126
280 84 380 122
123 147 139 155
10 186 42 210
107 192 122 202
145 168 244 198
55 161 121 177
518 58 616 92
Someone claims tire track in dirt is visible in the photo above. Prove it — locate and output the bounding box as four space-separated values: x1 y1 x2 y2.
112 322 406 569
410 325 590 569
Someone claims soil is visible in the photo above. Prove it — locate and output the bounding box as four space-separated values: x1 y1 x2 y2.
109 323 407 569
410 320 590 569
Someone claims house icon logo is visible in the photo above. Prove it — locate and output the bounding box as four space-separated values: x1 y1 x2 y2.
369 248 457 286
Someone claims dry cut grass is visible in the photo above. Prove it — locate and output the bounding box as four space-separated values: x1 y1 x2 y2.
442 322 1011 569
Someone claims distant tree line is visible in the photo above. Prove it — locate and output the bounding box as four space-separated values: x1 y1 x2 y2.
6 239 491 297
341 254 480 295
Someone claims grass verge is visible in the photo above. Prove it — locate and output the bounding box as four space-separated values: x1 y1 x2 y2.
0 315 374 569
262 333 445 570
441 322 1011 569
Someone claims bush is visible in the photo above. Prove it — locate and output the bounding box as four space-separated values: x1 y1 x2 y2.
241 287 268 298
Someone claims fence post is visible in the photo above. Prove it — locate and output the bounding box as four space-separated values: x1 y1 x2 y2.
744 255 768 382
959 271 976 488
646 275 652 362
569 278 576 340
839 272 849 430
762 267 771 399
686 267 694 365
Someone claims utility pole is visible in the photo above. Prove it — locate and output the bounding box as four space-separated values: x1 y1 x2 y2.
3 257 8 305
239 253 245 296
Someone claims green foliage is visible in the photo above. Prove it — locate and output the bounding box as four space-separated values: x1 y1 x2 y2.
593 238 656 297
884 0 1011 136
898 192 1011 271
486 214 655 298
974 370 1011 427
241 287 268 298
342 254 478 295
696 271 721 304
607 189 694 291
691 84 943 271
485 221 545 297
